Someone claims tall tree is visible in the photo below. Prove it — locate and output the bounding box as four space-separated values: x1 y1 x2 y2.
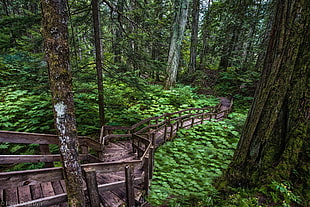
165 0 189 89
92 0 105 126
199 0 212 69
188 0 200 73
222 0 310 204
40 0 86 206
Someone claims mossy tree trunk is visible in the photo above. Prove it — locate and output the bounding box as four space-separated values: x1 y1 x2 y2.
223 0 310 204
92 0 105 126
165 0 189 89
188 0 199 73
40 0 86 206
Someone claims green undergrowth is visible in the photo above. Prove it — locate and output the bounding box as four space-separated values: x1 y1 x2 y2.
105 83 219 126
147 112 247 206
0 79 219 171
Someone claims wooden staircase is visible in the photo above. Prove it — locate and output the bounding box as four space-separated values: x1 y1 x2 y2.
0 97 233 207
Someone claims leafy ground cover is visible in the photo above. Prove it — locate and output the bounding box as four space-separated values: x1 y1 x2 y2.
147 112 247 206
0 81 219 171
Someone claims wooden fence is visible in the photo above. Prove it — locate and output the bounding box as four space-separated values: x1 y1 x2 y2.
0 100 233 206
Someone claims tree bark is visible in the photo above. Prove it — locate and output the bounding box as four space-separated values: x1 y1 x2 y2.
165 0 189 89
199 0 212 70
188 0 200 73
222 0 310 204
112 0 124 64
40 0 86 206
92 0 105 126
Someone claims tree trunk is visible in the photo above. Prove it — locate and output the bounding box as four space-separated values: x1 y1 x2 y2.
92 0 105 126
219 28 240 69
40 0 86 206
112 0 124 64
165 0 189 89
188 0 200 73
199 0 212 70
222 0 310 204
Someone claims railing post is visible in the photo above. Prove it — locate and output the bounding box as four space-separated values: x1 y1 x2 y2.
164 124 167 143
155 118 159 130
99 126 105 144
132 133 136 154
143 156 150 196
125 165 135 207
84 168 101 207
39 144 54 168
149 146 155 180
169 124 173 140
201 109 205 124
148 120 151 136
151 133 156 146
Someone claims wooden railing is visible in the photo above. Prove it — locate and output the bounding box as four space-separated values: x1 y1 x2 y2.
0 99 233 206
0 130 103 165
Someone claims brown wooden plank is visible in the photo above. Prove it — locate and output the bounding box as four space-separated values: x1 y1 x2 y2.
111 188 126 202
41 182 55 197
57 180 68 207
125 165 135 207
0 167 63 189
84 169 100 207
78 136 102 152
82 160 142 174
99 190 124 207
52 181 64 194
17 186 32 203
41 182 59 207
0 189 4 205
8 193 67 207
4 188 18 206
0 155 60 164
51 181 66 207
0 154 93 164
0 131 59 145
30 184 43 200
98 177 142 192
59 180 66 192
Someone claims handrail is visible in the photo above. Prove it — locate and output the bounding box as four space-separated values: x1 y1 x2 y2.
0 99 233 206
100 104 221 145
0 130 102 151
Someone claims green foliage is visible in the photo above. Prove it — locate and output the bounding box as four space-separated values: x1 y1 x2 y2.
0 52 48 91
215 67 260 97
147 115 245 206
266 181 302 206
0 14 42 52
0 143 45 172
216 180 303 207
0 89 54 133
216 189 260 207
105 84 218 126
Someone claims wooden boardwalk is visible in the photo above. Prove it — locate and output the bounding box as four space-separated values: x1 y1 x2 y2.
0 97 233 207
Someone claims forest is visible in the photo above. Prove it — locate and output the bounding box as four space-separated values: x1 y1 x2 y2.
0 0 309 206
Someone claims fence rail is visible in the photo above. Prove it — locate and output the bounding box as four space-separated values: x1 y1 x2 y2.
0 99 233 206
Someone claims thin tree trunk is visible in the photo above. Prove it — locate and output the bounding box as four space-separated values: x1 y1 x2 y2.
113 0 124 64
188 0 200 73
40 0 86 206
165 0 189 89
2 0 10 16
199 0 212 69
92 0 105 126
